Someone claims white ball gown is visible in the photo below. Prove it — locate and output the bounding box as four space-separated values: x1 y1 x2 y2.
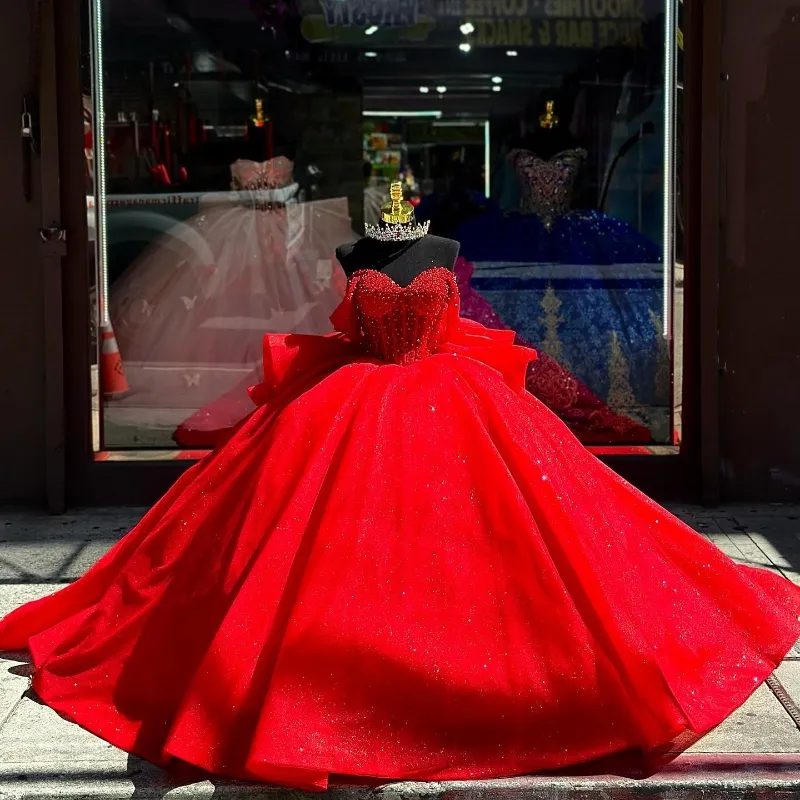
109 157 355 416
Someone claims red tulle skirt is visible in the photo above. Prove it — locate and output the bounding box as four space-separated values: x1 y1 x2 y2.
1 323 799 790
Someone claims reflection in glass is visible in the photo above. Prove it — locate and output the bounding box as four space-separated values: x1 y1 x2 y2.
86 0 678 451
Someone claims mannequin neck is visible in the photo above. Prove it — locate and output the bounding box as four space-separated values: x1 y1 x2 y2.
519 127 577 159
335 235 460 287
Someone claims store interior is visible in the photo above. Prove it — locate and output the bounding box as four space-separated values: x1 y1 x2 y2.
84 0 681 454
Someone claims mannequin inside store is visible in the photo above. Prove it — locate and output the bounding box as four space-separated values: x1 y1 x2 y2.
336 184 459 287
79 3 672 459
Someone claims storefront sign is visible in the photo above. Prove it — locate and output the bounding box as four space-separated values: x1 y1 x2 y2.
318 0 420 27
470 17 645 47
304 0 648 46
435 0 651 19
542 0 645 16
302 0 432 43
437 0 649 47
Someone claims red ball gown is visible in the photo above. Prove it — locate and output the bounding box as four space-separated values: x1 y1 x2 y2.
1 267 799 790
173 257 651 448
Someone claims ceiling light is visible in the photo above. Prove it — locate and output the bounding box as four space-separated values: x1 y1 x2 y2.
363 110 443 118
492 85 501 92
491 76 503 84
365 25 379 35
506 50 518 56
419 86 430 94
459 42 471 52
436 85 447 93
364 51 378 57
460 21 475 35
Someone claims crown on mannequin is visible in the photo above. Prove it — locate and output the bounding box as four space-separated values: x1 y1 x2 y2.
539 100 559 129
365 182 430 242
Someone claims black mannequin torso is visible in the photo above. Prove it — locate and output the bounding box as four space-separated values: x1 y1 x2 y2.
336 235 460 287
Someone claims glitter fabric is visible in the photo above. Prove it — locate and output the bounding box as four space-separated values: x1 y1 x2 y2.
231 156 294 190
173 261 650 448
364 218 430 242
4 268 800 791
511 147 587 228
453 149 661 265
454 258 651 443
331 268 457 365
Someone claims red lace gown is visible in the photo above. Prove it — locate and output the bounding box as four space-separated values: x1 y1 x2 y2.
1 268 799 790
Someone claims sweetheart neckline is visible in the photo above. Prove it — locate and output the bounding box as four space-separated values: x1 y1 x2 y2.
349 267 454 291
509 147 588 163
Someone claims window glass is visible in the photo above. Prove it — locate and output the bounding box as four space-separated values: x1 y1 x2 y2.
85 0 678 452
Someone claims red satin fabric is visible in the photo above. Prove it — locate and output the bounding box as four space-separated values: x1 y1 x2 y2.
2 268 800 790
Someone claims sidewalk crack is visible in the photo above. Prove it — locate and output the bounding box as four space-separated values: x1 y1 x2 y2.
0 692 25 736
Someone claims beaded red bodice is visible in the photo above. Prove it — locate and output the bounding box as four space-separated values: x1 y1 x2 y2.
332 268 459 365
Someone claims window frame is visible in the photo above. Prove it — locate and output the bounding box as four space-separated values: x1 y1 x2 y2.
52 0 719 507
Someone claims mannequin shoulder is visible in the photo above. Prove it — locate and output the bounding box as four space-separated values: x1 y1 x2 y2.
335 242 357 261
426 235 460 268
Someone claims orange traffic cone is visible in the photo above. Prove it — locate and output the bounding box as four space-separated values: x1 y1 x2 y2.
100 321 131 399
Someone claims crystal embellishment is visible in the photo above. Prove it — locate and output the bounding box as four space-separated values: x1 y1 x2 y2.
509 148 587 230
365 219 431 242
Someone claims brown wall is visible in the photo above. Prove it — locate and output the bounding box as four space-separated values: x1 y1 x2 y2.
0 0 45 504
719 0 800 499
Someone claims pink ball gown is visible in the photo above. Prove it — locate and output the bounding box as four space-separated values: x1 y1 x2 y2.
109 157 353 412
174 257 650 447
2 268 799 790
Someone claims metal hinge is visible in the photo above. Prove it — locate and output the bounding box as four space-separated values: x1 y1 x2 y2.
21 95 39 202
39 226 66 257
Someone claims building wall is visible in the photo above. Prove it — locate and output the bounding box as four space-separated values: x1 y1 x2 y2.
718 0 800 499
0 0 45 504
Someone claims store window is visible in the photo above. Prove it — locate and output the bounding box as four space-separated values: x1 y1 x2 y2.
84 0 680 454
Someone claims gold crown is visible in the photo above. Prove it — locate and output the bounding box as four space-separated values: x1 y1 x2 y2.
539 100 559 129
380 182 415 225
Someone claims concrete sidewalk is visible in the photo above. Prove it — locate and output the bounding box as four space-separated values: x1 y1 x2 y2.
2 505 800 798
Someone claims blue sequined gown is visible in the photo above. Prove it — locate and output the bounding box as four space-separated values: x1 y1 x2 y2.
446 149 666 439
454 148 660 265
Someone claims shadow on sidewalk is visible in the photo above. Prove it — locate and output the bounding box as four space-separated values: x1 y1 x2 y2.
2 505 800 586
